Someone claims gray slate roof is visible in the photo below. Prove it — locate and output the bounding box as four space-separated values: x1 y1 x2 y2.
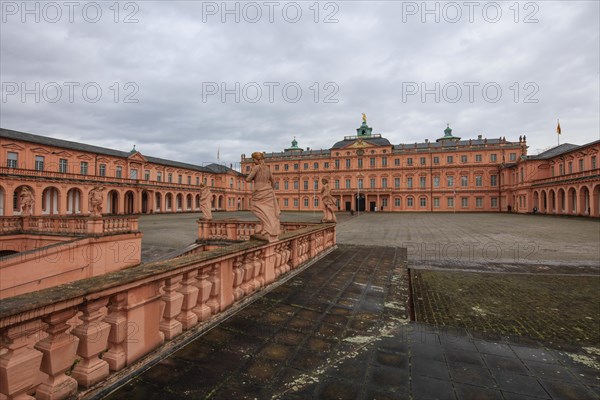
0 128 235 174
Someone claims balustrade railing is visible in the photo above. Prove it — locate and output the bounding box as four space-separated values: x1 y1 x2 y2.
0 215 138 236
197 219 314 241
0 223 336 399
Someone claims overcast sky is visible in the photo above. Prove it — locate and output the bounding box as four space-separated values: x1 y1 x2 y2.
1 1 598 167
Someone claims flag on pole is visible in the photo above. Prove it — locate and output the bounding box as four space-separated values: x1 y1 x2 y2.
556 120 561 135
217 147 220 162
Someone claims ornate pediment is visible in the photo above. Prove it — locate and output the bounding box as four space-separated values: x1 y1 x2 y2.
1 143 25 151
97 157 110 163
77 154 93 160
346 139 374 149
54 150 73 157
128 152 147 162
30 147 51 154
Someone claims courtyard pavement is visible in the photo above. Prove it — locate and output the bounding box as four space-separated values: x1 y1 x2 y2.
105 243 600 400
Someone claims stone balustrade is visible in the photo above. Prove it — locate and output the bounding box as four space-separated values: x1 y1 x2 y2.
0 215 138 236
0 223 336 400
197 219 313 241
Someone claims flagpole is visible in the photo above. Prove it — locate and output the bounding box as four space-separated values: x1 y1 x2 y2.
557 119 560 146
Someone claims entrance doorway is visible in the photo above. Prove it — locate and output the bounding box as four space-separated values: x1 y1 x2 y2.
356 194 365 212
345 201 351 211
369 201 376 212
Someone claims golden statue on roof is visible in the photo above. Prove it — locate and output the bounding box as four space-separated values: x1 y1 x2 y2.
362 113 367 123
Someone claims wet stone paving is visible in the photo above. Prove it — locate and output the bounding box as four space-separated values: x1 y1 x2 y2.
105 245 600 400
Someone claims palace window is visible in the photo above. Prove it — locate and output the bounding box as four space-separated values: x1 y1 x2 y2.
395 197 401 207
382 157 387 167
314 162 319 169
294 163 298 170
314 198 319 207
189 176 193 185
490 154 497 162
370 178 375 189
274 164 279 171
433 176 440 187
461 197 469 208
394 177 401 188
35 155 44 171
358 179 364 189
284 181 289 190
229 177 233 188
99 164 106 177
447 197 454 208
461 176 468 187
304 180 309 190
407 177 413 188
59 158 68 173
324 162 330 169
358 158 363 168
520 168 524 182
178 174 182 184
559 164 563 175
461 155 468 163
157 171 162 182
7 152 18 168
433 197 440 208
394 158 400 166
81 162 89 175
304 163 308 170
345 159 351 169
284 198 289 207
304 198 309 207
274 181 279 190
370 158 376 167
447 176 454 187
335 160 340 169
475 176 483 187
420 197 427 207
314 180 319 190
476 197 483 208
592 156 597 169
407 158 413 166
509 153 516 161
284 164 289 171
475 154 482 162
420 157 426 165
293 180 299 190
116 166 123 178
491 197 498 208
490 175 497 186
168 172 172 182
407 197 414 207
382 198 388 207
433 156 439 164
420 176 426 188
334 180 340 189
294 199 299 207
382 178 387 188
579 159 584 171
568 162 573 174
196 177 200 185
345 179 351 189
130 168 137 179
447 156 453 164
146 170 151 181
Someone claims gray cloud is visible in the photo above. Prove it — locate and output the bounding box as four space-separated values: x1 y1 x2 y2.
1 1 598 165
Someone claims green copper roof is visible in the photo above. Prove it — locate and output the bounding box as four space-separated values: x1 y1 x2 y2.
436 124 461 142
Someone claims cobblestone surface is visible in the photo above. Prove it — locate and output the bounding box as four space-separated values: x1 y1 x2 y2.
105 245 600 400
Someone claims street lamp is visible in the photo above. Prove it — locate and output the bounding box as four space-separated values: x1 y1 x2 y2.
356 173 363 215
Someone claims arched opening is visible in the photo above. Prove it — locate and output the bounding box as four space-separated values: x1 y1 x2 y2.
67 188 82 214
579 186 590 215
567 187 577 214
176 194 183 211
124 191 135 214
548 189 556 213
533 191 539 211
13 186 35 215
41 187 60 215
155 192 162 212
165 193 173 211
195 194 201 210
541 191 547 213
186 194 193 211
592 184 600 217
0 186 5 216
218 195 223 210
557 189 566 213
211 195 216 210
107 190 119 214
141 191 149 214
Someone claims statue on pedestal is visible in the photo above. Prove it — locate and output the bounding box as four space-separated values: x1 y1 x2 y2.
245 151 280 242
199 183 213 220
89 186 104 217
19 187 34 216
320 178 337 223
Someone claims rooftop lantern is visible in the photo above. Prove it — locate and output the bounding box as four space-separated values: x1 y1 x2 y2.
436 123 461 142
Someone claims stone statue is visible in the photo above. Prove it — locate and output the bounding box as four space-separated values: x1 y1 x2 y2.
245 151 280 242
19 187 34 216
320 178 337 223
362 113 367 123
89 186 104 217
199 183 213 220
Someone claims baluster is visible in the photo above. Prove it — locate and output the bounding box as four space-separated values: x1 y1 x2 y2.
194 268 212 321
103 293 127 371
159 275 184 339
0 320 44 400
177 271 199 329
206 265 221 315
232 256 245 301
252 250 264 289
71 299 111 388
240 254 255 295
34 309 79 400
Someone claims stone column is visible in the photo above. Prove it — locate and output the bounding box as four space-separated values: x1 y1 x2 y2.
34 309 80 400
177 271 199 329
103 294 127 372
159 275 184 340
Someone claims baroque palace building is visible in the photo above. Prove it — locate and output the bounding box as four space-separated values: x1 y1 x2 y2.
241 117 600 217
0 128 250 217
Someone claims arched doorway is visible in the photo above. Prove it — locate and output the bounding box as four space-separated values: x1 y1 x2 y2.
0 186 5 216
195 194 201 210
541 191 547 213
124 191 135 214
155 192 162 212
355 194 365 212
165 193 173 211
548 189 556 213
176 194 183 211
533 191 539 211
42 187 60 215
67 188 82 214
557 189 566 213
107 190 119 214
567 187 577 214
142 191 149 214
579 186 590 215
186 194 193 211
592 185 600 217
